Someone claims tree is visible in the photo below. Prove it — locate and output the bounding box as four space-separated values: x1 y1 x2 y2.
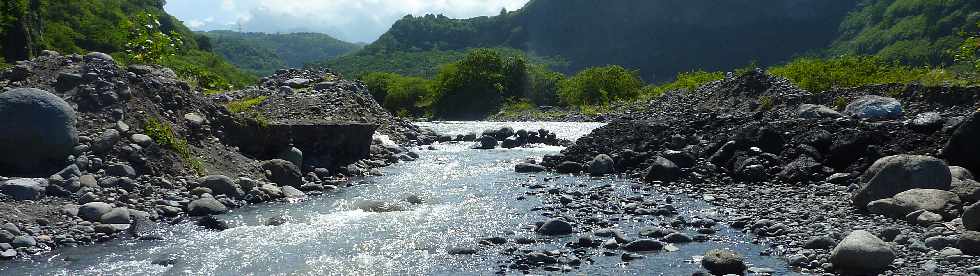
431 49 509 119
557 65 644 107
125 12 182 64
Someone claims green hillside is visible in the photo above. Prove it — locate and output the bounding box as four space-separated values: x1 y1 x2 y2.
201 31 361 76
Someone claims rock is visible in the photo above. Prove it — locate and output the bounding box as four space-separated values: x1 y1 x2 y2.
493 127 515 140
447 247 477 255
279 147 303 168
184 113 206 128
536 219 574 236
962 202 980 231
944 112 980 178
92 129 121 153
196 215 230 231
354 200 403 212
515 163 546 173
804 236 837 249
131 134 153 147
78 174 98 188
910 112 944 132
951 166 975 181
588 154 615 176
958 231 980 255
913 210 943 226
0 178 46 200
10 235 36 248
84 52 114 62
951 178 980 203
55 72 82 92
662 150 696 168
891 189 961 218
622 239 665 252
556 161 584 174
283 78 311 88
701 249 746 275
662 232 693 243
261 159 304 187
197 175 244 198
281 186 306 198
474 135 498 150
78 202 113 222
852 155 952 208
500 137 521 149
797 104 843 119
644 156 681 183
106 164 136 178
187 198 228 216
0 88 78 175
100 208 132 224
844 95 903 121
867 198 914 218
776 155 821 183
830 230 895 274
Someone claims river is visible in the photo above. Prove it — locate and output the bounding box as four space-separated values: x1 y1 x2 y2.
1 122 794 275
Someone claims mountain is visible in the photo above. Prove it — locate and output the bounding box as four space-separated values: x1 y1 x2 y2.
337 0 857 81
201 31 362 76
0 0 253 88
828 0 980 65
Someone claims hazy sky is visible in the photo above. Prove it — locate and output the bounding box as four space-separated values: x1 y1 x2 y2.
164 0 529 43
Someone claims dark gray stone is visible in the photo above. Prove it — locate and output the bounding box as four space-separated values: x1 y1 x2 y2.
0 88 78 175
852 155 952 208
830 230 895 274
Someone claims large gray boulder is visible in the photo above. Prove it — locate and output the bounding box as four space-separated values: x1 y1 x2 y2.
963 202 980 231
830 230 895 274
197 175 244 198
588 154 616 176
78 202 113 222
0 88 78 175
0 178 46 200
852 155 952 208
187 198 228 216
261 159 303 187
701 249 747 275
474 135 498 150
536 219 574 236
644 156 681 183
943 111 980 179
844 95 903 121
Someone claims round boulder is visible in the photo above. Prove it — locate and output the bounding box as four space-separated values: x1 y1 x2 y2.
78 202 113 222
644 156 681 183
943 111 980 178
197 175 244 198
0 178 46 200
588 154 615 176
852 155 952 208
0 88 78 175
844 95 903 121
187 198 228 216
701 249 747 275
261 159 304 187
830 230 895 274
536 219 574 236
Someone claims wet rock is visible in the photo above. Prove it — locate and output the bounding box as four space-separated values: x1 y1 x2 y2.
261 159 304 187
588 154 615 176
910 112 944 133
622 239 664 252
536 219 574 236
0 178 46 200
958 231 980 255
99 207 132 224
556 162 584 174
196 215 230 231
662 232 693 243
0 88 78 175
187 198 228 216
474 135 498 150
11 235 36 248
662 150 696 169
447 247 477 255
643 156 681 183
197 175 244 199
281 186 306 198
944 111 980 179
797 104 842 119
804 236 837 249
701 249 746 275
354 200 404 212
852 155 952 208
78 202 113 222
515 163 546 173
844 95 903 121
501 137 521 149
830 230 895 274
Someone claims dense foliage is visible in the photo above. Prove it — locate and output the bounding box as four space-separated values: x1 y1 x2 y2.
557 65 644 107
829 0 980 65
319 47 566 79
125 12 182 64
768 55 964 92
202 31 361 76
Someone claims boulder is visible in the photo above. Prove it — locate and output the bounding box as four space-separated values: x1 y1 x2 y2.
843 95 903 121
354 200 404 212
662 150 696 169
78 202 113 222
701 249 747 275
951 166 975 181
556 161 584 174
0 178 46 200
187 198 228 216
830 230 895 274
279 147 303 168
130 134 153 147
197 175 244 198
958 231 980 255
184 113 206 128
281 186 306 198
474 135 498 150
909 112 944 133
963 202 980 231
588 154 615 176
797 104 843 119
0 88 78 175
622 239 665 252
852 155 952 208
196 215 230 231
515 163 546 173
100 207 132 224
951 178 980 203
644 157 681 183
261 159 304 187
106 164 137 178
890 189 960 218
283 78 311 88
536 219 574 236
944 112 980 179
91 129 121 153
84 52 114 62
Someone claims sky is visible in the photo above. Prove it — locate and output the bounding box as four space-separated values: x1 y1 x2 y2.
164 0 530 43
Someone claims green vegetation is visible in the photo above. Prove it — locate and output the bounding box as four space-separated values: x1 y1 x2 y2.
557 65 644 107
768 55 964 92
758 96 774 111
640 70 725 99
319 47 567 79
125 12 181 64
830 0 980 65
202 31 362 76
226 96 269 113
143 117 205 175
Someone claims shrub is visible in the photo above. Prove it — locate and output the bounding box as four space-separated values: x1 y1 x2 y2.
143 117 204 175
499 98 537 117
557 65 644 107
431 49 512 119
226 96 269 113
758 96 774 111
640 70 725 99
383 76 433 117
361 72 399 103
160 50 256 93
768 55 954 92
125 12 182 64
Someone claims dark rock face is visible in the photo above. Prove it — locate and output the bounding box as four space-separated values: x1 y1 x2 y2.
0 88 78 176
229 123 377 170
261 159 304 187
852 155 952 208
943 111 980 177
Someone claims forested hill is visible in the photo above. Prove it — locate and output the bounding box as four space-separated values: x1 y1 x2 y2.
201 31 362 76
351 0 857 81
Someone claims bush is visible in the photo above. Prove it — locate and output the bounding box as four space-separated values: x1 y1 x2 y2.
226 96 268 113
159 50 257 93
431 49 515 119
125 12 182 64
361 72 399 103
640 70 725 99
526 64 564 106
768 55 956 92
143 117 205 175
557 65 644 107
383 76 433 117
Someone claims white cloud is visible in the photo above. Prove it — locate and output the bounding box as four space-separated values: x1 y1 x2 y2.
166 0 529 42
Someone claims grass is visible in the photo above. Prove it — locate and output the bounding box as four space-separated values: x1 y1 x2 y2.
640 70 725 99
226 96 269 113
768 55 968 92
143 117 206 176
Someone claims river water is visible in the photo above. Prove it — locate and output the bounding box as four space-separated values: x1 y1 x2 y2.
2 122 794 275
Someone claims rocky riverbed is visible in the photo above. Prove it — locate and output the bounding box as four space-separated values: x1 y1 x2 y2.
536 70 980 275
